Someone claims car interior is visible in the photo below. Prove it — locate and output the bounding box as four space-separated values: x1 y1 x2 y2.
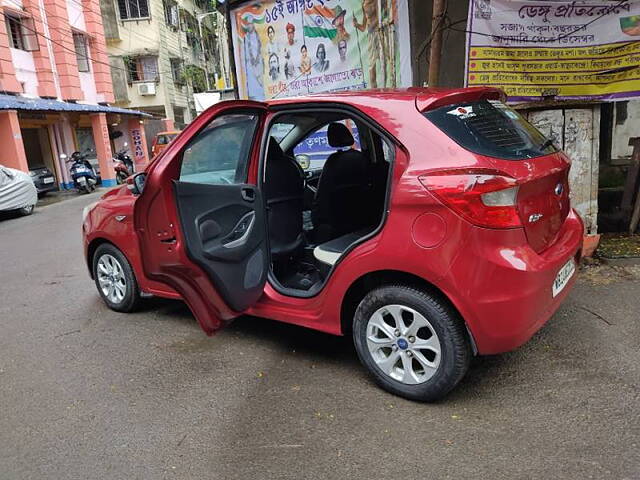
262 111 393 295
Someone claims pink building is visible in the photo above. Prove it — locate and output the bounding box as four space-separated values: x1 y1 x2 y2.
0 0 149 188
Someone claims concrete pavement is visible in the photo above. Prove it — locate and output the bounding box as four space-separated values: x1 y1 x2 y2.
1 192 639 479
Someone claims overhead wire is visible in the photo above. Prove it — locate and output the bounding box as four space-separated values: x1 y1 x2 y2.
0 10 182 78
2 0 217 77
415 0 449 66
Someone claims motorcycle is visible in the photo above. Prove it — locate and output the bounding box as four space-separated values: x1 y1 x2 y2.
63 150 97 194
113 142 134 185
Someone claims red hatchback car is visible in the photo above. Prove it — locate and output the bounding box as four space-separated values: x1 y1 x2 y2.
83 88 583 401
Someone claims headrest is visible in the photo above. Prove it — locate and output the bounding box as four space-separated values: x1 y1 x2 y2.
327 123 354 148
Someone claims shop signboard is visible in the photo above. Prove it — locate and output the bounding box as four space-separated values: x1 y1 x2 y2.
465 0 640 101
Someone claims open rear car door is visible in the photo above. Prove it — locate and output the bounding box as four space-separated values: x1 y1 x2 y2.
134 101 269 335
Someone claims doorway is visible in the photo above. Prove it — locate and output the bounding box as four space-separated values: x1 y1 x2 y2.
21 128 55 173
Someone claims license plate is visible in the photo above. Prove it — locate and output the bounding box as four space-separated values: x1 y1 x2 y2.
43 177 54 184
78 177 87 185
552 258 576 297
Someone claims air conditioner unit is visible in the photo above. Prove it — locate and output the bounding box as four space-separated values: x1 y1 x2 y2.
137 82 156 96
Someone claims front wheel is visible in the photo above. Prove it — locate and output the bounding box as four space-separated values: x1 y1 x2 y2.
92 244 141 312
18 204 35 216
353 284 472 402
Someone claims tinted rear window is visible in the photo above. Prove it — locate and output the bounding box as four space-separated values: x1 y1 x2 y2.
424 100 557 160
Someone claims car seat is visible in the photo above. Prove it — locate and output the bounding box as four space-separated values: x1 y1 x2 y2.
264 137 305 258
311 123 372 242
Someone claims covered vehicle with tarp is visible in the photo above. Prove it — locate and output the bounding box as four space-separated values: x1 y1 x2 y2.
0 165 37 216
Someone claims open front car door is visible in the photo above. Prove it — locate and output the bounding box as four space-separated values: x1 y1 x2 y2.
134 102 269 335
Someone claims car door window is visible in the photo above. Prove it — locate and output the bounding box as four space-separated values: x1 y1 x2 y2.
180 113 258 185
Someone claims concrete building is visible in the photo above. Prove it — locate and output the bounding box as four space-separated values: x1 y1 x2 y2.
100 0 220 130
0 0 150 187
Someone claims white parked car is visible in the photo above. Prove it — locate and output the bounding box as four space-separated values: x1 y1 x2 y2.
0 165 37 216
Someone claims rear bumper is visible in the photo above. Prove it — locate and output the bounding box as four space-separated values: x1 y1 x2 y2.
448 209 584 355
34 182 58 194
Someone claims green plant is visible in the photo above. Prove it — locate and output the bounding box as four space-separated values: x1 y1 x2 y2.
122 55 135 83
183 64 207 92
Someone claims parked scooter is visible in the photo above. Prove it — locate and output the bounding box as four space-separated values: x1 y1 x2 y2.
63 150 97 194
113 142 134 185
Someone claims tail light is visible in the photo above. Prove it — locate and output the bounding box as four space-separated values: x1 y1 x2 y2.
419 169 522 229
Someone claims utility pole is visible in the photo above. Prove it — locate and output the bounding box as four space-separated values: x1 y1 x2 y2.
428 0 446 87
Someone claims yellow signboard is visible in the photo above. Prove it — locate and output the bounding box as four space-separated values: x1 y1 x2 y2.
466 1 640 101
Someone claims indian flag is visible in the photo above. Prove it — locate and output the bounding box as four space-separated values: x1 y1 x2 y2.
303 6 337 40
241 10 265 25
238 3 265 31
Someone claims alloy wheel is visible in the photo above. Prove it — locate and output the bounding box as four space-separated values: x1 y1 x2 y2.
96 253 127 304
366 304 442 385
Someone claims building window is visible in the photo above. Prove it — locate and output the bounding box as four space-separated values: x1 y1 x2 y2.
117 0 150 20
163 0 179 28
125 56 159 83
5 15 38 51
170 58 183 85
73 33 90 72
75 128 97 159
180 11 199 52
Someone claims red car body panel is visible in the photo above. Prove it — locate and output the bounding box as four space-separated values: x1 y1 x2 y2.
83 88 584 355
132 101 269 334
83 187 181 299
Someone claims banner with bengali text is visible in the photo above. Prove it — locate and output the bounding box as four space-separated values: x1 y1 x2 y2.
465 0 640 101
230 0 412 100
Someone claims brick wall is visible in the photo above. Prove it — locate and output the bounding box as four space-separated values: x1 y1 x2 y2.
0 19 23 93
82 0 114 103
43 0 83 100
22 0 58 97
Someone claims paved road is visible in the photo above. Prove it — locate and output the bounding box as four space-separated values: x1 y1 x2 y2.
1 192 639 480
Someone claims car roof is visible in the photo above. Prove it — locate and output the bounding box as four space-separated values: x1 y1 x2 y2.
266 87 504 111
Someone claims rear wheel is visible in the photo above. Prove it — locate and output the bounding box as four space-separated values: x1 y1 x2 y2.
353 284 472 402
93 244 141 312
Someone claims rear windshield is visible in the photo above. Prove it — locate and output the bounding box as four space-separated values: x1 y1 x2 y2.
424 100 557 160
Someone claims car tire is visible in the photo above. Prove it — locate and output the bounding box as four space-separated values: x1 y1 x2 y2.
92 244 141 313
18 204 35 216
353 284 472 402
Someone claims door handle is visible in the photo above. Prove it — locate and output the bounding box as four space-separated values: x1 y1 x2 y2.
241 187 255 202
223 211 255 249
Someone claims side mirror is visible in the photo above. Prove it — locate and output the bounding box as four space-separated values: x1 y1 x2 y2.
127 172 146 195
295 154 310 170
